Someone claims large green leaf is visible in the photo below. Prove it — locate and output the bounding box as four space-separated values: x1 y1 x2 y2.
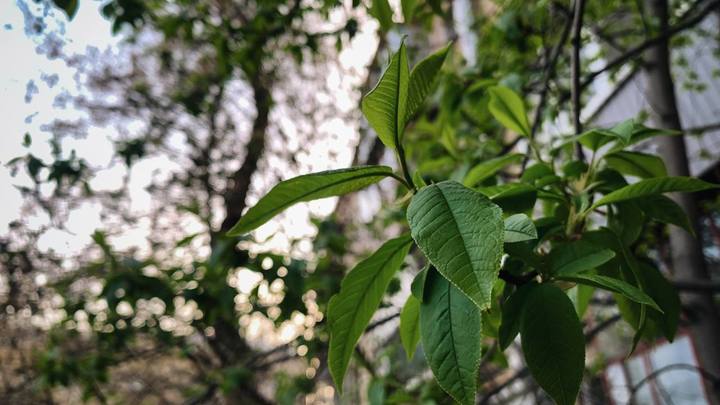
362 42 409 149
549 240 615 276
604 151 667 179
498 285 532 350
556 273 661 312
591 176 718 209
406 43 451 122
227 166 393 235
504 214 538 243
463 153 523 187
328 235 413 391
400 295 421 359
637 195 694 235
488 86 531 137
407 181 504 309
521 284 585 405
420 269 481 405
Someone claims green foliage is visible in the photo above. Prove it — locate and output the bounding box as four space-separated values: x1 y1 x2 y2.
362 42 409 150
219 39 714 403
227 166 394 236
399 295 421 359
521 284 585 405
487 86 531 137
591 176 718 209
407 181 504 309
555 273 661 311
549 240 615 276
420 269 481 405
327 234 413 392
503 214 537 243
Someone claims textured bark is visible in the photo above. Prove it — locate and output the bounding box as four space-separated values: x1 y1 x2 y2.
643 0 720 402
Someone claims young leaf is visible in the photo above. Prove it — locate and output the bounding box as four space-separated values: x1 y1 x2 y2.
504 214 538 243
549 240 615 276
407 181 504 309
604 151 667 179
410 264 429 302
401 0 418 22
227 166 393 236
327 234 414 391
498 285 532 350
420 269 481 405
400 295 421 359
521 284 585 405
406 43 452 121
369 0 394 32
362 42 409 150
555 273 661 312
636 195 694 235
591 176 718 210
487 86 531 137
463 153 523 187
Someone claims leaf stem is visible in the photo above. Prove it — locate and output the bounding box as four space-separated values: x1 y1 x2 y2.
396 143 417 192
389 171 413 191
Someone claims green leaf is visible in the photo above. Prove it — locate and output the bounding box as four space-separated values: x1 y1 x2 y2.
607 120 680 151
410 265 429 302
406 43 451 121
362 42 409 149
327 234 413 391
478 183 537 213
556 273 661 312
504 214 538 243
420 269 481 405
401 0 418 21
407 181 504 309
549 240 615 276
637 261 681 341
227 166 393 236
521 284 585 405
498 285 532 350
488 86 531 137
636 195 694 235
400 295 421 359
369 0 394 32
569 284 594 318
591 176 718 209
463 154 523 187
604 151 667 179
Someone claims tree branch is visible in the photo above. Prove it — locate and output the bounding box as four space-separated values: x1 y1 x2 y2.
570 0 587 161
576 0 720 95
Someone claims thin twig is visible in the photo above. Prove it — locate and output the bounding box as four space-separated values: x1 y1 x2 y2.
570 0 587 162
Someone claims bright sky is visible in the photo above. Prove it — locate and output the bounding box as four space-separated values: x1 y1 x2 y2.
1 1 120 236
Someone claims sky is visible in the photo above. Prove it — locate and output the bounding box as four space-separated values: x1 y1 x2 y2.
0 0 120 237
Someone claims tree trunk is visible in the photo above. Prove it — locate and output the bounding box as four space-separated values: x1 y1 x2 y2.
643 0 720 402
